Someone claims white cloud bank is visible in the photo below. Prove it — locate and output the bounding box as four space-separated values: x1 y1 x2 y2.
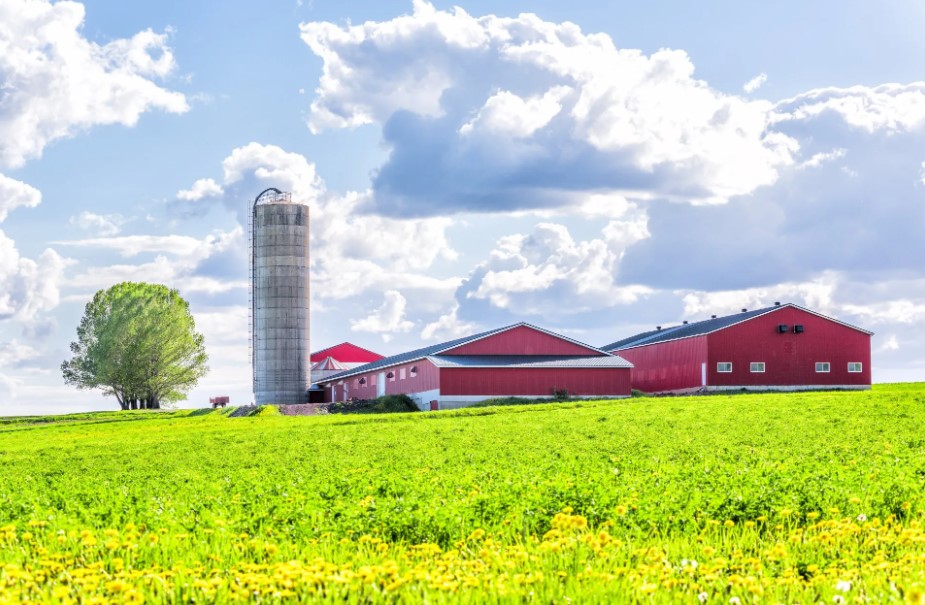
300 1 798 214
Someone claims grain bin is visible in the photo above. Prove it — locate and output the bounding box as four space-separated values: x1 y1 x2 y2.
250 188 310 405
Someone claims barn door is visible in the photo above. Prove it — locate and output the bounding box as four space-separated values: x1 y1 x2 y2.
377 373 386 397
701 362 707 387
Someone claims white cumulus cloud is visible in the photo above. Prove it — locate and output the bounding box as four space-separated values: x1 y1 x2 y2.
299 2 799 214
743 73 768 94
0 230 70 324
0 0 188 169
69 212 127 236
0 174 41 222
176 178 224 201
351 290 415 341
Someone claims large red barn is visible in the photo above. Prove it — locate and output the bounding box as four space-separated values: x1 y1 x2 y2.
602 303 872 393
316 323 633 410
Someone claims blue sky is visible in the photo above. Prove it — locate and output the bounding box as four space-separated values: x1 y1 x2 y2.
1 0 924 415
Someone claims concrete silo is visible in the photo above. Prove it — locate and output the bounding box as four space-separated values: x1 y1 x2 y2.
250 188 310 405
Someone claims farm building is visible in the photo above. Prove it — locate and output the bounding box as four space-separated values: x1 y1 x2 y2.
309 342 384 384
316 323 633 410
602 303 872 394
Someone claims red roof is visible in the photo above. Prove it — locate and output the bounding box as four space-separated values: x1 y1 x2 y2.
310 342 384 363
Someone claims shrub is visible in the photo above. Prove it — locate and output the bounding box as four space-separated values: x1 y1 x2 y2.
326 394 419 415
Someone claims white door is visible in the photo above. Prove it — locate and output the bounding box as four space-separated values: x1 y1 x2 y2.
377 373 386 397
701 362 707 387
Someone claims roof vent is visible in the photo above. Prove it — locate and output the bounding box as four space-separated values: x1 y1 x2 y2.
741 308 748 313
774 301 781 306
711 315 717 319
656 326 662 331
682 321 688 325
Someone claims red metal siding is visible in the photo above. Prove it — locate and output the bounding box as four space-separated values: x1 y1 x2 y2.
325 359 440 402
442 325 602 356
617 335 708 393
439 368 631 397
708 307 871 387
311 342 384 363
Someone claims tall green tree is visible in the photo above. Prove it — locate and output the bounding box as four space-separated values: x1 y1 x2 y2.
62 282 209 409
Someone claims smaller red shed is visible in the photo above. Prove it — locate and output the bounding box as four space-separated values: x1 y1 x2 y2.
602 303 872 394
310 342 384 384
316 323 633 410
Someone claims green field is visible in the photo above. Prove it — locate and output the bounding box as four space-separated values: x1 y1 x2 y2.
2 385 925 603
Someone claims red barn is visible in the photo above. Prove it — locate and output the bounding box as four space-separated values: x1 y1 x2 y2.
316 323 633 410
310 342 384 384
602 303 872 394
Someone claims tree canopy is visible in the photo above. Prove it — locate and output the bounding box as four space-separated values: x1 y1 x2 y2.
62 282 209 409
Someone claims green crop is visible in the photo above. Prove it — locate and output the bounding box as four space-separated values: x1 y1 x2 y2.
1 384 924 603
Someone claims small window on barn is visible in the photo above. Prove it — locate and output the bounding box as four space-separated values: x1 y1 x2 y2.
750 362 765 373
410 366 418 377
400 368 406 380
848 362 863 373
387 371 395 382
717 362 732 373
815 362 831 373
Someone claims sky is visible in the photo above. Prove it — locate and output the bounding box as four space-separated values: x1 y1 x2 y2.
1 0 924 415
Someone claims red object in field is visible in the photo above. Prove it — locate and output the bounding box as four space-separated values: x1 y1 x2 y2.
605 304 872 393
429 400 439 411
209 396 230 408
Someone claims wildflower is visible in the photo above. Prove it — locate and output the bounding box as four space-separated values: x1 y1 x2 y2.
836 580 852 592
833 596 845 605
857 514 867 522
698 592 708 603
615 505 628 516
730 597 741 605
724 520 735 527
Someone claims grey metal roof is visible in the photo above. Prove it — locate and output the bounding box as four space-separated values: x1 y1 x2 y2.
317 322 616 384
601 303 872 352
427 355 633 369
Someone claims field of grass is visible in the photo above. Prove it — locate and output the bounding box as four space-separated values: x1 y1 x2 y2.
2 385 925 603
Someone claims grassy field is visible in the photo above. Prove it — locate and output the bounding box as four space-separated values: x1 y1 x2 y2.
1 385 924 603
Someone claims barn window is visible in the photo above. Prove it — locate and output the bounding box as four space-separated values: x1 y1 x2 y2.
387 371 395 382
750 362 765 373
815 362 831 373
717 362 732 373
400 368 406 380
359 377 367 385
410 366 418 376
848 362 863 373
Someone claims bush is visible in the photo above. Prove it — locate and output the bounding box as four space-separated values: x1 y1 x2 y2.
326 394 419 415
631 389 649 398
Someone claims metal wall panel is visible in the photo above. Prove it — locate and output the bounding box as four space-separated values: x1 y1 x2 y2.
326 359 440 402
616 335 708 393
439 368 631 397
